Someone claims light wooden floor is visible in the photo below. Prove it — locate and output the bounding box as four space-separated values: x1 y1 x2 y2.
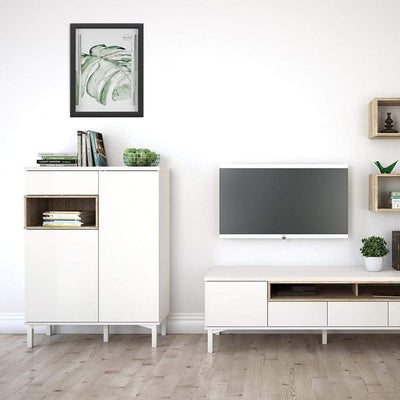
1 334 400 400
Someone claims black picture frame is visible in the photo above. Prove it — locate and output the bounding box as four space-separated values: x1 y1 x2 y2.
70 23 143 117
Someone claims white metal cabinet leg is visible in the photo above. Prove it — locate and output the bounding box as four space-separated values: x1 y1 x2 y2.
322 330 327 345
103 325 109 343
151 325 157 347
161 319 167 336
27 325 34 348
208 330 213 353
46 325 52 336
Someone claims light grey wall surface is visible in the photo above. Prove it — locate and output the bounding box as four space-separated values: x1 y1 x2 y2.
1 0 400 315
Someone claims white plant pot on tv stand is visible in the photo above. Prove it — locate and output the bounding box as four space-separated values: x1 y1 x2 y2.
204 266 400 353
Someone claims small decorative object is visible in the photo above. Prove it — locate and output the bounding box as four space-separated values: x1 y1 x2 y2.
388 192 400 209
392 231 400 270
374 160 398 174
70 24 143 117
123 148 160 166
380 112 398 133
360 236 390 272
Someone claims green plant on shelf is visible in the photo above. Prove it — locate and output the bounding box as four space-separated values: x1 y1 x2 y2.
374 160 398 174
360 236 390 257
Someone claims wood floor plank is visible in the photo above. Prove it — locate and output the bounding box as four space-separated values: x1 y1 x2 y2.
1 334 400 400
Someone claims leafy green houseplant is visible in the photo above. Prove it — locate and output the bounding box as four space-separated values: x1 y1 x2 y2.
360 236 389 272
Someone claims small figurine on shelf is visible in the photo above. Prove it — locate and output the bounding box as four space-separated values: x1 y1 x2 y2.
374 160 398 174
380 112 398 133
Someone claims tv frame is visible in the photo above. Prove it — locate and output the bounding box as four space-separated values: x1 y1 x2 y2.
219 164 349 239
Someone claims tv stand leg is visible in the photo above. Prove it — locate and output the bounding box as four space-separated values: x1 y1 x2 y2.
27 325 34 348
207 330 213 353
322 330 328 345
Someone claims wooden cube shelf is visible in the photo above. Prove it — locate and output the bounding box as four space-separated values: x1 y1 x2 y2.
25 195 98 229
369 174 400 212
369 98 400 138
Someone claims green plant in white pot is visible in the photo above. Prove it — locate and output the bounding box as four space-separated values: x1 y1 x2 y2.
360 236 389 272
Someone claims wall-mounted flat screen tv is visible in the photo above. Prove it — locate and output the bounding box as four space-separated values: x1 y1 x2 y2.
219 164 348 239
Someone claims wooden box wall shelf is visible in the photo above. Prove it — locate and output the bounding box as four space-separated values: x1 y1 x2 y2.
24 167 170 349
205 266 400 353
369 174 400 212
369 98 400 138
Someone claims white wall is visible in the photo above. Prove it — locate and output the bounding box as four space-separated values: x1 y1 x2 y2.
1 0 400 322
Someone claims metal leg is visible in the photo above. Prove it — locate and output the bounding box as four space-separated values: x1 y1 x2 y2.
208 330 213 353
322 330 328 345
103 325 109 343
151 325 157 348
27 325 34 348
161 319 167 336
46 325 52 336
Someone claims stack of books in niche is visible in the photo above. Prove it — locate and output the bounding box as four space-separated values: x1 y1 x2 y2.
37 153 77 167
388 192 400 209
42 211 94 228
77 131 108 167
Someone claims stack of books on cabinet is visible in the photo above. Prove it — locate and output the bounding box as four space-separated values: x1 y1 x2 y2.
37 153 77 167
42 211 95 228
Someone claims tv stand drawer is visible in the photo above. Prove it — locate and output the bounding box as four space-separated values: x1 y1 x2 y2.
328 302 388 326
268 302 327 327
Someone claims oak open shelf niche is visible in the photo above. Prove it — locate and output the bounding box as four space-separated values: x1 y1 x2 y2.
268 282 400 301
369 174 400 212
25 195 98 229
369 98 400 138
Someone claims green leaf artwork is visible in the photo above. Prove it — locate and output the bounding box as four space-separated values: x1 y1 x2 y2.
80 44 132 105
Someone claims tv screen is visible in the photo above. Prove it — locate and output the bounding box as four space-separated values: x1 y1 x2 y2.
219 165 348 238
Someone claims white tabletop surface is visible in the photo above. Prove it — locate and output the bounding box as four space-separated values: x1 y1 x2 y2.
205 266 400 282
25 166 168 171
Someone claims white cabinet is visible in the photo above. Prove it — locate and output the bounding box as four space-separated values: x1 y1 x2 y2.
25 230 98 322
99 171 160 322
328 302 387 327
24 167 170 348
268 302 327 327
205 282 267 326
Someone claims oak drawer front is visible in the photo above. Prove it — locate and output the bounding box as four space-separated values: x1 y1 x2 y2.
268 302 327 327
389 302 400 326
328 302 388 327
25 171 98 195
205 282 267 327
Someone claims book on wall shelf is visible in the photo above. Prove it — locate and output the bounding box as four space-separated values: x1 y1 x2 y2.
37 152 77 167
77 131 107 167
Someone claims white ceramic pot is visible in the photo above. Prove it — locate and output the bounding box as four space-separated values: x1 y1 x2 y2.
364 256 384 272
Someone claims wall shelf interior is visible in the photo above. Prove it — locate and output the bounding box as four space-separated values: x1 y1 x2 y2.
369 174 400 212
369 98 400 138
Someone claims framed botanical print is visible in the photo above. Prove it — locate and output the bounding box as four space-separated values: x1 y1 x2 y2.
70 23 143 117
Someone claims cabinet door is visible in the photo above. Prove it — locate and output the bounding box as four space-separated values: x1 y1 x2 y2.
99 171 159 322
205 282 267 326
25 230 98 322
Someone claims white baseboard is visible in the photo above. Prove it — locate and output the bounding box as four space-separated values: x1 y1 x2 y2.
1 313 400 335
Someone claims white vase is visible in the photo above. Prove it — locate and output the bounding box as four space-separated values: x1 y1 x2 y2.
364 256 384 272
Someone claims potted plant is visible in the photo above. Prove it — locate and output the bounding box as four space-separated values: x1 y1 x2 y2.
360 236 390 272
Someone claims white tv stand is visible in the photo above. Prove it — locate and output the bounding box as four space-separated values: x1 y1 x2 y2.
205 266 400 353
